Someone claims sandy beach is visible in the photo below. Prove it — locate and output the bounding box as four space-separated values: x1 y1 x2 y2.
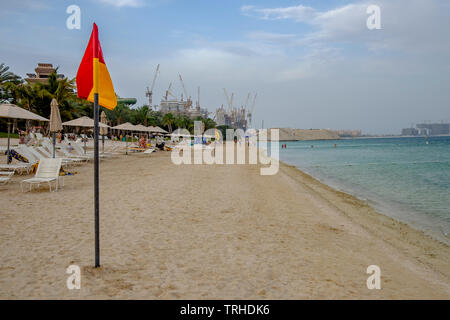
0 146 449 299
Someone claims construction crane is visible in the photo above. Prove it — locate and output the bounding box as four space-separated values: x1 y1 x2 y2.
178 74 188 101
223 88 231 110
164 82 176 101
145 64 160 110
230 93 234 113
178 74 192 109
244 92 251 110
196 86 201 110
247 93 257 128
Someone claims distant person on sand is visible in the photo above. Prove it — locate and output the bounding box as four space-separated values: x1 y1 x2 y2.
19 131 25 144
67 143 73 154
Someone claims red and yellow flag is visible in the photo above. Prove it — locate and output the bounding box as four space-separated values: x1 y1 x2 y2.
76 23 117 110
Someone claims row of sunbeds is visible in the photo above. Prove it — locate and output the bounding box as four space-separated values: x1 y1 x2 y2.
0 138 122 191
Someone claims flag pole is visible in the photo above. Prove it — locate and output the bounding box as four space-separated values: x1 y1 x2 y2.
93 25 100 268
94 93 100 267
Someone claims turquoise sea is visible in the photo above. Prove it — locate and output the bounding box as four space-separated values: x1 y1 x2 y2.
273 136 450 241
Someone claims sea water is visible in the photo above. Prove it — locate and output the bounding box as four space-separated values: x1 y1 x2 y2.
272 136 450 242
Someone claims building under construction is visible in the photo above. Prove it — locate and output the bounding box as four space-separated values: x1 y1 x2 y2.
145 65 208 118
214 90 257 130
144 65 256 125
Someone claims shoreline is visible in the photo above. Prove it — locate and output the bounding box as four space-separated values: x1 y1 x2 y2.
283 160 450 246
0 150 449 298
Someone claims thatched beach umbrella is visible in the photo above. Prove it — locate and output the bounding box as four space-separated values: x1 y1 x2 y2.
0 103 49 163
153 126 168 134
134 124 150 132
111 122 137 155
62 116 109 128
134 124 151 145
100 111 108 153
63 116 109 153
49 99 62 158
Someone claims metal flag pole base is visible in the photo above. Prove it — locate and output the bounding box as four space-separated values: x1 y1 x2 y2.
94 93 100 268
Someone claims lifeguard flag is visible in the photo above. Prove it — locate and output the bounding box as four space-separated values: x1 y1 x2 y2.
76 23 117 110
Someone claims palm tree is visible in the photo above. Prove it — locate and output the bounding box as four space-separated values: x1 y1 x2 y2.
29 71 77 121
162 113 175 133
203 118 217 131
133 105 150 126
174 115 186 130
0 63 21 102
105 102 131 126
0 63 21 84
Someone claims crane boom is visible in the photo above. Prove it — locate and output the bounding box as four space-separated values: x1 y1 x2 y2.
197 86 200 109
151 64 160 92
244 92 251 109
230 93 234 112
223 88 232 111
223 88 230 104
146 64 160 109
179 74 188 100
250 93 257 112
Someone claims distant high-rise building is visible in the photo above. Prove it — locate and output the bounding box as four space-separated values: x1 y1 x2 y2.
416 123 449 135
401 128 418 136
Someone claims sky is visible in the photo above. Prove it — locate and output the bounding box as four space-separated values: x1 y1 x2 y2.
1 0 449 134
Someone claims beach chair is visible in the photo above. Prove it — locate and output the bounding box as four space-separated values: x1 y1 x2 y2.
1 147 36 174
72 142 110 159
57 144 90 162
0 171 14 185
144 148 155 154
0 163 32 174
34 145 81 167
41 140 87 162
21 158 63 192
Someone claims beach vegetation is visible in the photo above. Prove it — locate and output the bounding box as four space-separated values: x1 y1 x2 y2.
0 63 216 134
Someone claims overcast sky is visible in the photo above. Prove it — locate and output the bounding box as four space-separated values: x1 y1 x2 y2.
1 0 449 134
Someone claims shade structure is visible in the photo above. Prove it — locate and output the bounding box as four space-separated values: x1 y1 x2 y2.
170 129 192 138
0 103 49 121
110 122 137 131
62 116 109 128
0 103 48 164
110 122 137 155
100 111 108 135
49 99 63 132
49 99 63 158
149 126 168 134
134 124 150 132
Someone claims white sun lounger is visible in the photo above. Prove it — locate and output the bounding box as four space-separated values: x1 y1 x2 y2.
1 147 36 174
0 171 14 185
71 142 110 159
34 146 82 166
21 158 63 192
41 140 89 162
0 163 32 174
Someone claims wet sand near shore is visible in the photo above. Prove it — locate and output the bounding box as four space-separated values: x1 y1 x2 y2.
0 150 449 299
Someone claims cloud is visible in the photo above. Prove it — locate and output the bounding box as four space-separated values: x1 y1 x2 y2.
0 0 52 16
242 0 450 55
246 31 297 44
97 0 146 7
260 5 316 22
